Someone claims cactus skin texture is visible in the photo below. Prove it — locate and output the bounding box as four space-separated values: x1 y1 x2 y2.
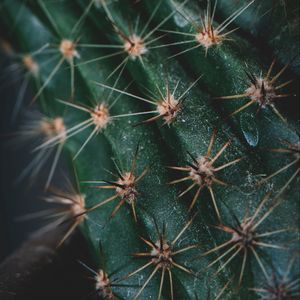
1 0 299 299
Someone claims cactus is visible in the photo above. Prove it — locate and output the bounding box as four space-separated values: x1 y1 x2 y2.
1 0 299 299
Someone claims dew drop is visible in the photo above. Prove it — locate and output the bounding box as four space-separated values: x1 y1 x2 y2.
240 113 259 147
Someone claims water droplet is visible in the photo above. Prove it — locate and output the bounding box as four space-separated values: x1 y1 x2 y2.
240 113 259 147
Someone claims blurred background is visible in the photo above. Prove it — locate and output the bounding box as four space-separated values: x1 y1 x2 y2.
0 32 92 300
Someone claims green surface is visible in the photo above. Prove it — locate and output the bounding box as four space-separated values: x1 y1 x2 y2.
1 0 299 299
